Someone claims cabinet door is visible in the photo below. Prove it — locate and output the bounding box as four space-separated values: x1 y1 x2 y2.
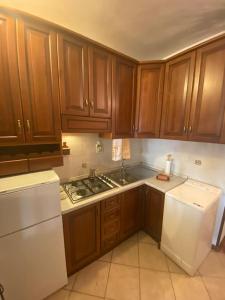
88 46 112 118
189 39 225 143
160 52 195 140
63 203 100 275
17 19 61 143
0 14 25 145
113 57 137 138
144 187 165 243
136 64 164 137
120 187 142 240
58 33 89 116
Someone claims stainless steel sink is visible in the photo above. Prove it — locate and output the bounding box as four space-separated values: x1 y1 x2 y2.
105 164 158 186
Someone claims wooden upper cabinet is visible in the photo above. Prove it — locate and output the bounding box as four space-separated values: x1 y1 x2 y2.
0 14 25 145
160 52 196 140
113 57 137 138
189 39 225 143
135 64 164 138
17 18 61 144
88 46 112 118
58 34 89 116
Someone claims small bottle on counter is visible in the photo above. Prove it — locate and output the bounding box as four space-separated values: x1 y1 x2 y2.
164 154 173 176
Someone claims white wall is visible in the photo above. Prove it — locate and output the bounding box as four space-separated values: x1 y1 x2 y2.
54 133 142 182
142 138 225 245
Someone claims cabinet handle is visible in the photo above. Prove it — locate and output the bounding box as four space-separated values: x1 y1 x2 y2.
189 125 192 133
183 126 186 133
26 120 31 132
17 120 22 134
84 98 89 106
90 101 94 108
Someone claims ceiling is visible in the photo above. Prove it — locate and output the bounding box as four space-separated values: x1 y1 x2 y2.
2 0 225 60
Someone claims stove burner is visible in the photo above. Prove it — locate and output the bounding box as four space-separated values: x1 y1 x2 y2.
76 189 87 196
63 176 116 204
71 181 83 187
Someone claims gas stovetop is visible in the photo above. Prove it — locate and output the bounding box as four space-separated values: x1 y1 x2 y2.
63 176 117 204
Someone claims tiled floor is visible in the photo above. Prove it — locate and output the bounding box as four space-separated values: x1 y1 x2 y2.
47 231 225 300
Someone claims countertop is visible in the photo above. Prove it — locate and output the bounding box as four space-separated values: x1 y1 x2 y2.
61 174 186 214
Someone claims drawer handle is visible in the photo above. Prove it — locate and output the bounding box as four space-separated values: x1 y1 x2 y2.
26 120 31 132
17 120 22 134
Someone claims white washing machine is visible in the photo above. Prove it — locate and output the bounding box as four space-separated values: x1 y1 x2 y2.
161 179 221 276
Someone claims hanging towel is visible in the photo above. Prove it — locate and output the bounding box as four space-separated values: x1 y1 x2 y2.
112 139 122 161
122 139 131 160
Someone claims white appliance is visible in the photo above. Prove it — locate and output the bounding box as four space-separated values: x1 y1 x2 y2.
0 171 67 300
161 179 221 276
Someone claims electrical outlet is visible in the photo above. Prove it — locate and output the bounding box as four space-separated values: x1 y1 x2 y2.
82 162 87 168
195 160 202 166
96 141 103 153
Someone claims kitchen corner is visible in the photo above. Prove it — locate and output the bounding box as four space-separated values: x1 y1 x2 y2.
1 3 225 300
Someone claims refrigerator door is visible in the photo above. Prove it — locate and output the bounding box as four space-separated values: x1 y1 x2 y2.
0 181 61 237
0 216 67 300
0 170 59 194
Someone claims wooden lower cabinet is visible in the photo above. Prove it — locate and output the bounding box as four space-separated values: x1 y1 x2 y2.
62 185 163 275
101 195 121 252
62 203 100 275
143 186 165 243
120 187 143 240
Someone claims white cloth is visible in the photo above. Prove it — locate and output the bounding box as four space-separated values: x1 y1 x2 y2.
112 139 131 161
112 139 122 161
122 139 131 160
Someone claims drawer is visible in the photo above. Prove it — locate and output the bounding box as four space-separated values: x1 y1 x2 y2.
101 232 120 251
102 219 120 239
103 208 120 224
102 195 120 212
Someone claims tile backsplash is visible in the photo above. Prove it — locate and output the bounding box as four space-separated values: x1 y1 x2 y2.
54 133 142 182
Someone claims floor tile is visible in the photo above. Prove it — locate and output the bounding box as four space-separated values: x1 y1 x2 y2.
138 231 157 245
217 252 225 268
69 291 103 299
73 261 110 297
64 274 77 290
140 268 175 300
112 237 139 267
106 263 140 300
171 273 210 300
98 251 112 262
166 257 186 274
139 243 168 271
199 251 225 277
47 289 70 300
203 276 225 300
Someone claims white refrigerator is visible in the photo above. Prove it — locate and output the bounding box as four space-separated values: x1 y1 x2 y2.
0 170 67 300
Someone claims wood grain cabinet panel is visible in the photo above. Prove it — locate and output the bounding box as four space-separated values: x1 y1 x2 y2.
113 57 137 138
135 64 165 137
189 39 225 143
0 14 25 145
88 46 112 118
58 34 89 116
17 19 61 144
144 186 165 243
160 52 196 140
120 187 142 240
63 203 100 275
